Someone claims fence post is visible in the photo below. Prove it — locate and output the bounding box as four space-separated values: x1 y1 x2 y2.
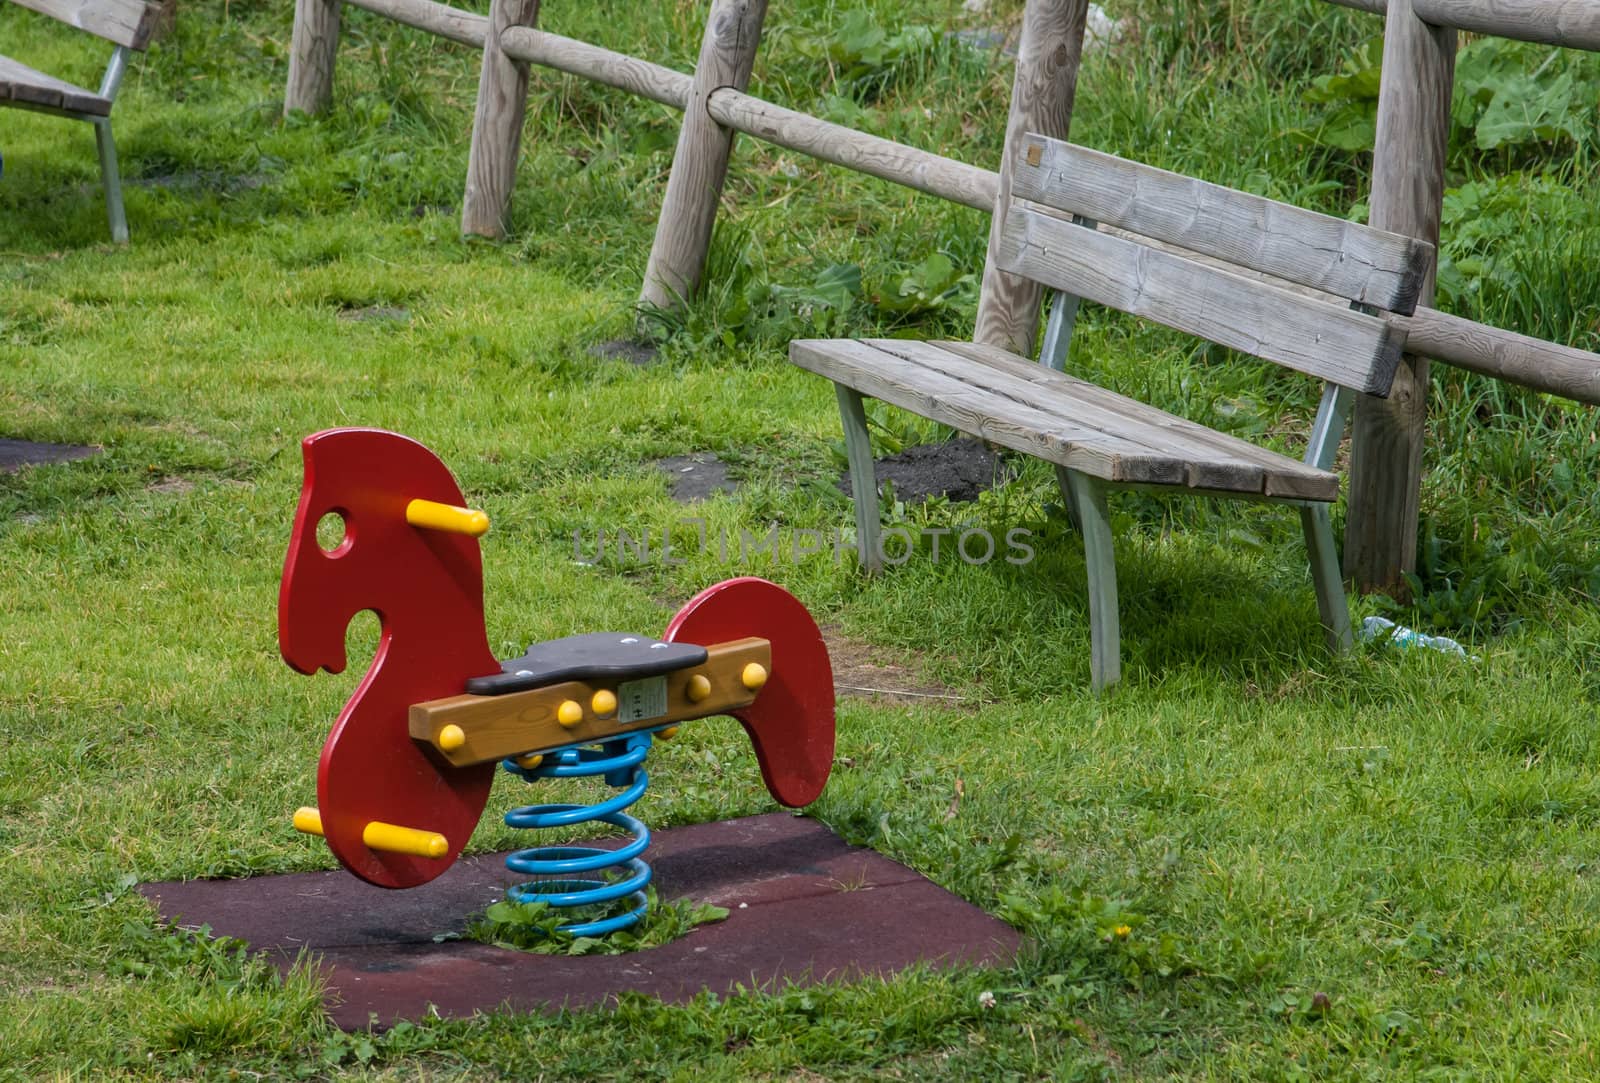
461 0 542 238
973 0 1088 355
284 0 343 115
1343 6 1456 595
639 0 769 315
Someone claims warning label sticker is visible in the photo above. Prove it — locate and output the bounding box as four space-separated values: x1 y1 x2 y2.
617 676 669 724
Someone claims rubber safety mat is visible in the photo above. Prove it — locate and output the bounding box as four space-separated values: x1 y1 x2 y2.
140 813 1020 1029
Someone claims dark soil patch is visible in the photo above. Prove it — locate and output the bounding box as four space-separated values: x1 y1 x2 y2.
656 452 740 503
821 624 965 706
337 305 410 323
0 439 98 473
590 338 660 366
643 599 967 707
839 438 1014 504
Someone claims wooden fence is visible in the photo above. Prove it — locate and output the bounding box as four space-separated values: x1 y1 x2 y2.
284 0 1600 596
285 0 1009 280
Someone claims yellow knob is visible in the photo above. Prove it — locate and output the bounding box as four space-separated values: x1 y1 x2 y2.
292 806 324 837
741 663 769 691
437 724 466 751
658 726 680 740
557 700 584 727
687 674 712 702
515 752 544 769
592 689 618 716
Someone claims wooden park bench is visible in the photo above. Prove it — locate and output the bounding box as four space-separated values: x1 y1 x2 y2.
1 0 169 242
791 133 1434 691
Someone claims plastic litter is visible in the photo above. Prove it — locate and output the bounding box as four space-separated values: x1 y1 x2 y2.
1359 616 1469 658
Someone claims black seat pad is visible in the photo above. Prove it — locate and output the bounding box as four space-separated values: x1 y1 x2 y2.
466 633 709 695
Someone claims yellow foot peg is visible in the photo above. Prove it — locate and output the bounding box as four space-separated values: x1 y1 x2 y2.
293 807 449 859
292 806 325 836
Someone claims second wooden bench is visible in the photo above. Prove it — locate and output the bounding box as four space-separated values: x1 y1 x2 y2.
2 0 167 242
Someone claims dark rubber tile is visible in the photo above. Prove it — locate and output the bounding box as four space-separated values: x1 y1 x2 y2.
140 814 1019 1029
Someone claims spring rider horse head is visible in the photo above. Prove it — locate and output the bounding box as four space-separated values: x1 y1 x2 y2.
279 428 835 934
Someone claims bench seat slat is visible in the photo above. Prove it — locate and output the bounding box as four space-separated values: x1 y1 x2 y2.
0 55 111 115
1014 136 1431 314
998 205 1407 395
791 338 1341 501
930 341 1340 500
866 339 1268 495
792 339 1188 486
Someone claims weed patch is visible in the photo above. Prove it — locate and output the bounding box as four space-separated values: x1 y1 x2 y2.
461 894 730 956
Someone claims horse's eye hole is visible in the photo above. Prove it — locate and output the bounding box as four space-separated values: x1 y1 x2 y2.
316 511 349 554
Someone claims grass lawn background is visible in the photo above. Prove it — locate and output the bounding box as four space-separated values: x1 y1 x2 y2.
5 0 1600 1077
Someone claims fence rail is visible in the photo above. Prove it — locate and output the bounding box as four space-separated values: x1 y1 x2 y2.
1298 0 1600 50
345 0 483 45
501 25 681 106
1414 0 1600 49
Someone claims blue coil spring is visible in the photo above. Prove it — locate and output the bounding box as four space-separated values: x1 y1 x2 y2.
500 731 654 937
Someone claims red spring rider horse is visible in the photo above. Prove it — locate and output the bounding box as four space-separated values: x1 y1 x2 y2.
279 428 835 935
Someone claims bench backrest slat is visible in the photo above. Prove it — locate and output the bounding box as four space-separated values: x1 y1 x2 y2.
8 0 165 49
997 203 1407 394
1012 135 1432 315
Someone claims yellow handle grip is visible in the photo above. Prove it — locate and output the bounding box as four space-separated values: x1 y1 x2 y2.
405 499 489 537
362 820 450 859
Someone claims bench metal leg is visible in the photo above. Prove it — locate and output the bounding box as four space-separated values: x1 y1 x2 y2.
1040 289 1085 533
835 384 881 573
1300 504 1353 653
1052 464 1083 534
1065 469 1120 692
92 118 127 244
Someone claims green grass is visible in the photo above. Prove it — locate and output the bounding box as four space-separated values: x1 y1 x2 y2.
5 0 1600 1077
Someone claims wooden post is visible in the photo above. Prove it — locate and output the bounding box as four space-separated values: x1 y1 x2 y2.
973 0 1089 355
460 0 541 238
1343 6 1456 594
284 0 343 115
639 0 768 314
